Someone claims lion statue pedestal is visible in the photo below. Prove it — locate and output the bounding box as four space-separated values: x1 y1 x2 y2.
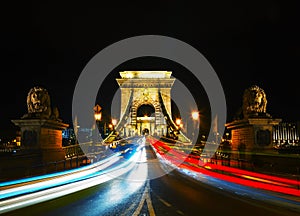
11 86 69 164
225 85 281 164
11 119 69 162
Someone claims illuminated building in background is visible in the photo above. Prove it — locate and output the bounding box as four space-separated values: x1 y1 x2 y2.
273 122 300 146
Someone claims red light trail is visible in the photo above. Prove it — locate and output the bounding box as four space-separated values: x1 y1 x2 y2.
148 137 300 197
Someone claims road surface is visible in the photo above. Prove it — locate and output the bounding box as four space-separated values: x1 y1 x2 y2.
2 140 299 216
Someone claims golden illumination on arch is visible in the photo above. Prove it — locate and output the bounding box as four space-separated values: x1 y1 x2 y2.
119 71 172 79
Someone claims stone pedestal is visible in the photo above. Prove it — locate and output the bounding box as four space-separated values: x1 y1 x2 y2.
11 119 69 163
225 117 281 161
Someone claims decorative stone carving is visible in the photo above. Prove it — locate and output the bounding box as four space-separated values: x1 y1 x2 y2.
22 86 61 121
12 86 69 164
226 85 282 163
234 85 271 120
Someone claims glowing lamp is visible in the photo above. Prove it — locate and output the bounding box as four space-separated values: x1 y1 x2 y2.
192 111 199 120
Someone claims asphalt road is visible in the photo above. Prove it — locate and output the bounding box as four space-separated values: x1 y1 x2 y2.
2 141 299 216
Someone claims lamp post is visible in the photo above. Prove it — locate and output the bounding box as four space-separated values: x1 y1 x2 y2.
175 118 181 128
93 104 102 143
109 118 117 133
192 111 199 121
112 118 117 128
191 111 200 143
175 118 182 140
112 119 118 138
225 132 229 141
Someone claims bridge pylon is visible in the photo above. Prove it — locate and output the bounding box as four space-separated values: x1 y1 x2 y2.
104 71 190 144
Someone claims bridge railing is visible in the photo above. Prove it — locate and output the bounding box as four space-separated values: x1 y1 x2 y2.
149 136 300 181
63 143 85 158
0 142 115 182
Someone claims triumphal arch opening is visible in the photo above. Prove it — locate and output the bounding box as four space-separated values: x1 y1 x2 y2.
115 71 179 138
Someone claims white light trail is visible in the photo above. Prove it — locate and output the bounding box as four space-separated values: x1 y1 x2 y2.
0 154 121 199
0 149 141 214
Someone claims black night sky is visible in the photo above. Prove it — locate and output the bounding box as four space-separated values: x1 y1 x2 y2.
1 1 300 138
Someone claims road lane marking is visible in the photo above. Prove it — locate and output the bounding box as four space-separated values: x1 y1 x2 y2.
176 210 185 215
151 189 187 215
132 181 156 216
121 200 137 216
158 198 172 207
145 186 155 216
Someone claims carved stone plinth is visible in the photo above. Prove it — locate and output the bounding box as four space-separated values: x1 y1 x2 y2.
225 118 281 160
11 119 69 163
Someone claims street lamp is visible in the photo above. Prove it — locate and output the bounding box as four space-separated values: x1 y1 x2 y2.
174 118 182 140
112 118 117 127
191 111 200 143
94 112 102 122
175 118 181 127
109 118 117 133
94 104 102 121
226 132 229 140
93 104 102 142
191 111 199 121
94 105 102 128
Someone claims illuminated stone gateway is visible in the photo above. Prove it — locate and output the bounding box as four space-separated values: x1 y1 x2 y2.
113 71 189 142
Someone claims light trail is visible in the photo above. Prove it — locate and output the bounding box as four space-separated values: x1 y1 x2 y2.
148 137 300 197
198 162 300 187
0 154 121 200
241 175 290 187
0 144 142 214
0 152 121 187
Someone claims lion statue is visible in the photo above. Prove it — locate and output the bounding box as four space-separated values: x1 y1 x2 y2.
242 85 269 119
22 86 61 120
